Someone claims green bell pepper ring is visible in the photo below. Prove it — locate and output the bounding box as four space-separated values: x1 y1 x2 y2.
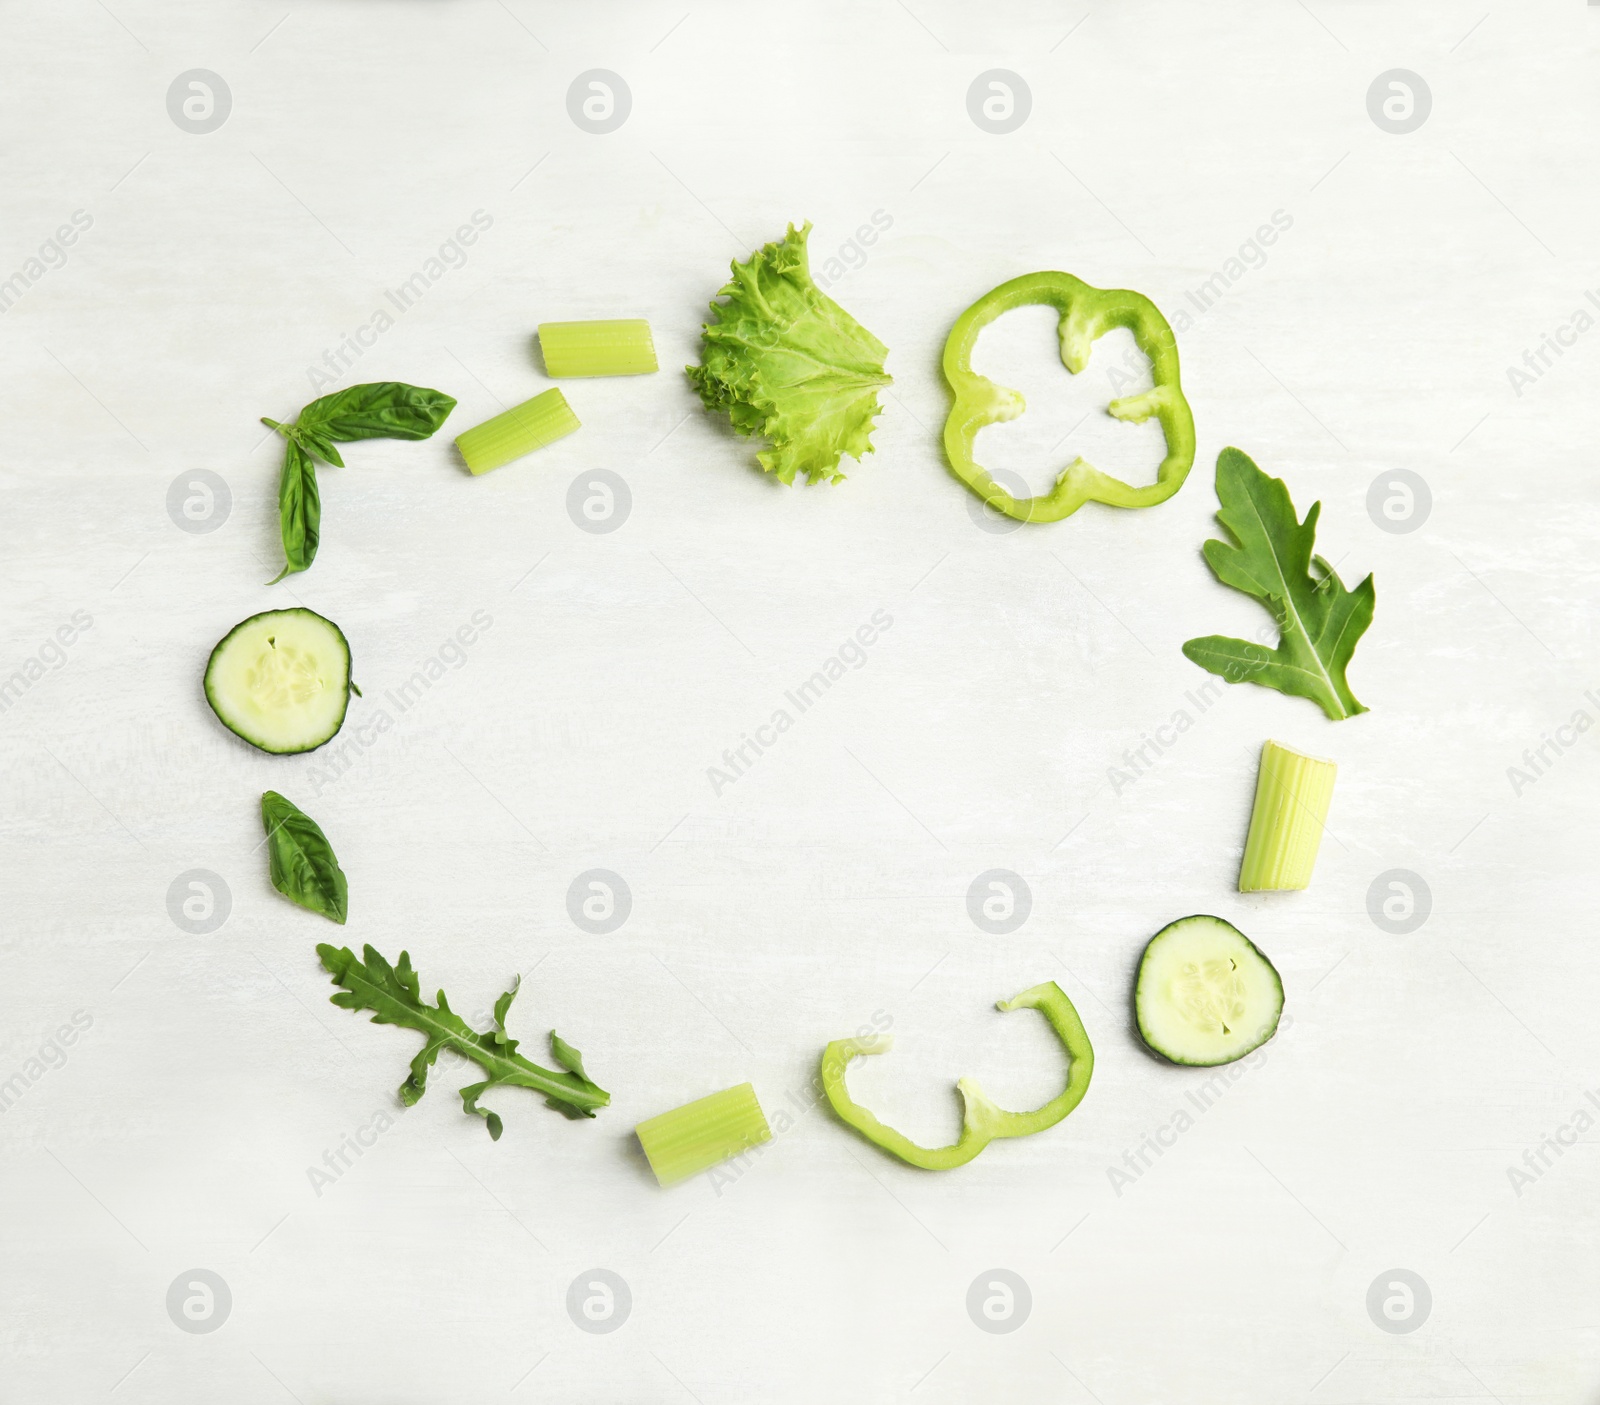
940 271 1196 523
820 981 1094 1171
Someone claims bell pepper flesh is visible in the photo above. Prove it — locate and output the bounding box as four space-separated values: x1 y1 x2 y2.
940 271 1196 523
820 981 1094 1171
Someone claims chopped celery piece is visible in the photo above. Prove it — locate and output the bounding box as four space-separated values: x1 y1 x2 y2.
636 1083 771 1187
1238 740 1337 891
539 320 658 378
455 389 580 475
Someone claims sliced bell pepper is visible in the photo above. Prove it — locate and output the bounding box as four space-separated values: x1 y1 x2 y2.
820 981 1093 1171
940 271 1196 523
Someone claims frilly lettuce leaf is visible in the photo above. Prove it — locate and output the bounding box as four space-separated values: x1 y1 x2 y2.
687 222 891 485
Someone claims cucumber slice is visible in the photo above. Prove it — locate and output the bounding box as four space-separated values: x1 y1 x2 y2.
204 608 353 755
1134 915 1283 1066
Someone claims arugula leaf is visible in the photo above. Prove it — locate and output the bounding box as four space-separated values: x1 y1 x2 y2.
1182 447 1375 720
317 943 610 1138
687 222 891 486
298 382 457 444
548 1032 592 1084
268 440 319 585
261 790 348 923
261 382 456 581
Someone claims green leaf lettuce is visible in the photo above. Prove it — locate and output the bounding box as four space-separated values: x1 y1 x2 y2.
687 222 891 486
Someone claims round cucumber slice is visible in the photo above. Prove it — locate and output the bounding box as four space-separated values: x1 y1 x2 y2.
1134 915 1284 1066
204 608 353 755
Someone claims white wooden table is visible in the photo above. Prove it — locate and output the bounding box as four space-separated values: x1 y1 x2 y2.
1 2 1591 1399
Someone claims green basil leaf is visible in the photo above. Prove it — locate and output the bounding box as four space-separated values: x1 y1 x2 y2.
261 790 348 923
260 382 453 583
294 426 345 467
269 442 319 584
262 414 345 467
299 382 457 443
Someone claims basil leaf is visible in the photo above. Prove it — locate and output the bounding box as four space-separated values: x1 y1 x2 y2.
299 382 457 443
261 790 348 924
269 441 319 584
260 382 453 584
294 426 345 468
261 414 345 468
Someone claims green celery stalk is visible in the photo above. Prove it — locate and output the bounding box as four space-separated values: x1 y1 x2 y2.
455 389 580 475
539 320 658 377
1238 740 1337 891
635 1083 771 1186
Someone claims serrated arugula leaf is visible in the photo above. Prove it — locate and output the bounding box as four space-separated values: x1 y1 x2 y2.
687 222 891 486
261 790 347 923
261 383 456 581
548 1032 591 1083
317 943 609 1139
1182 447 1375 720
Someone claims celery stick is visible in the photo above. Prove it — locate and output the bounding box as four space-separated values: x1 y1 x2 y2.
1238 740 1337 891
454 389 580 475
635 1083 771 1186
539 320 658 377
